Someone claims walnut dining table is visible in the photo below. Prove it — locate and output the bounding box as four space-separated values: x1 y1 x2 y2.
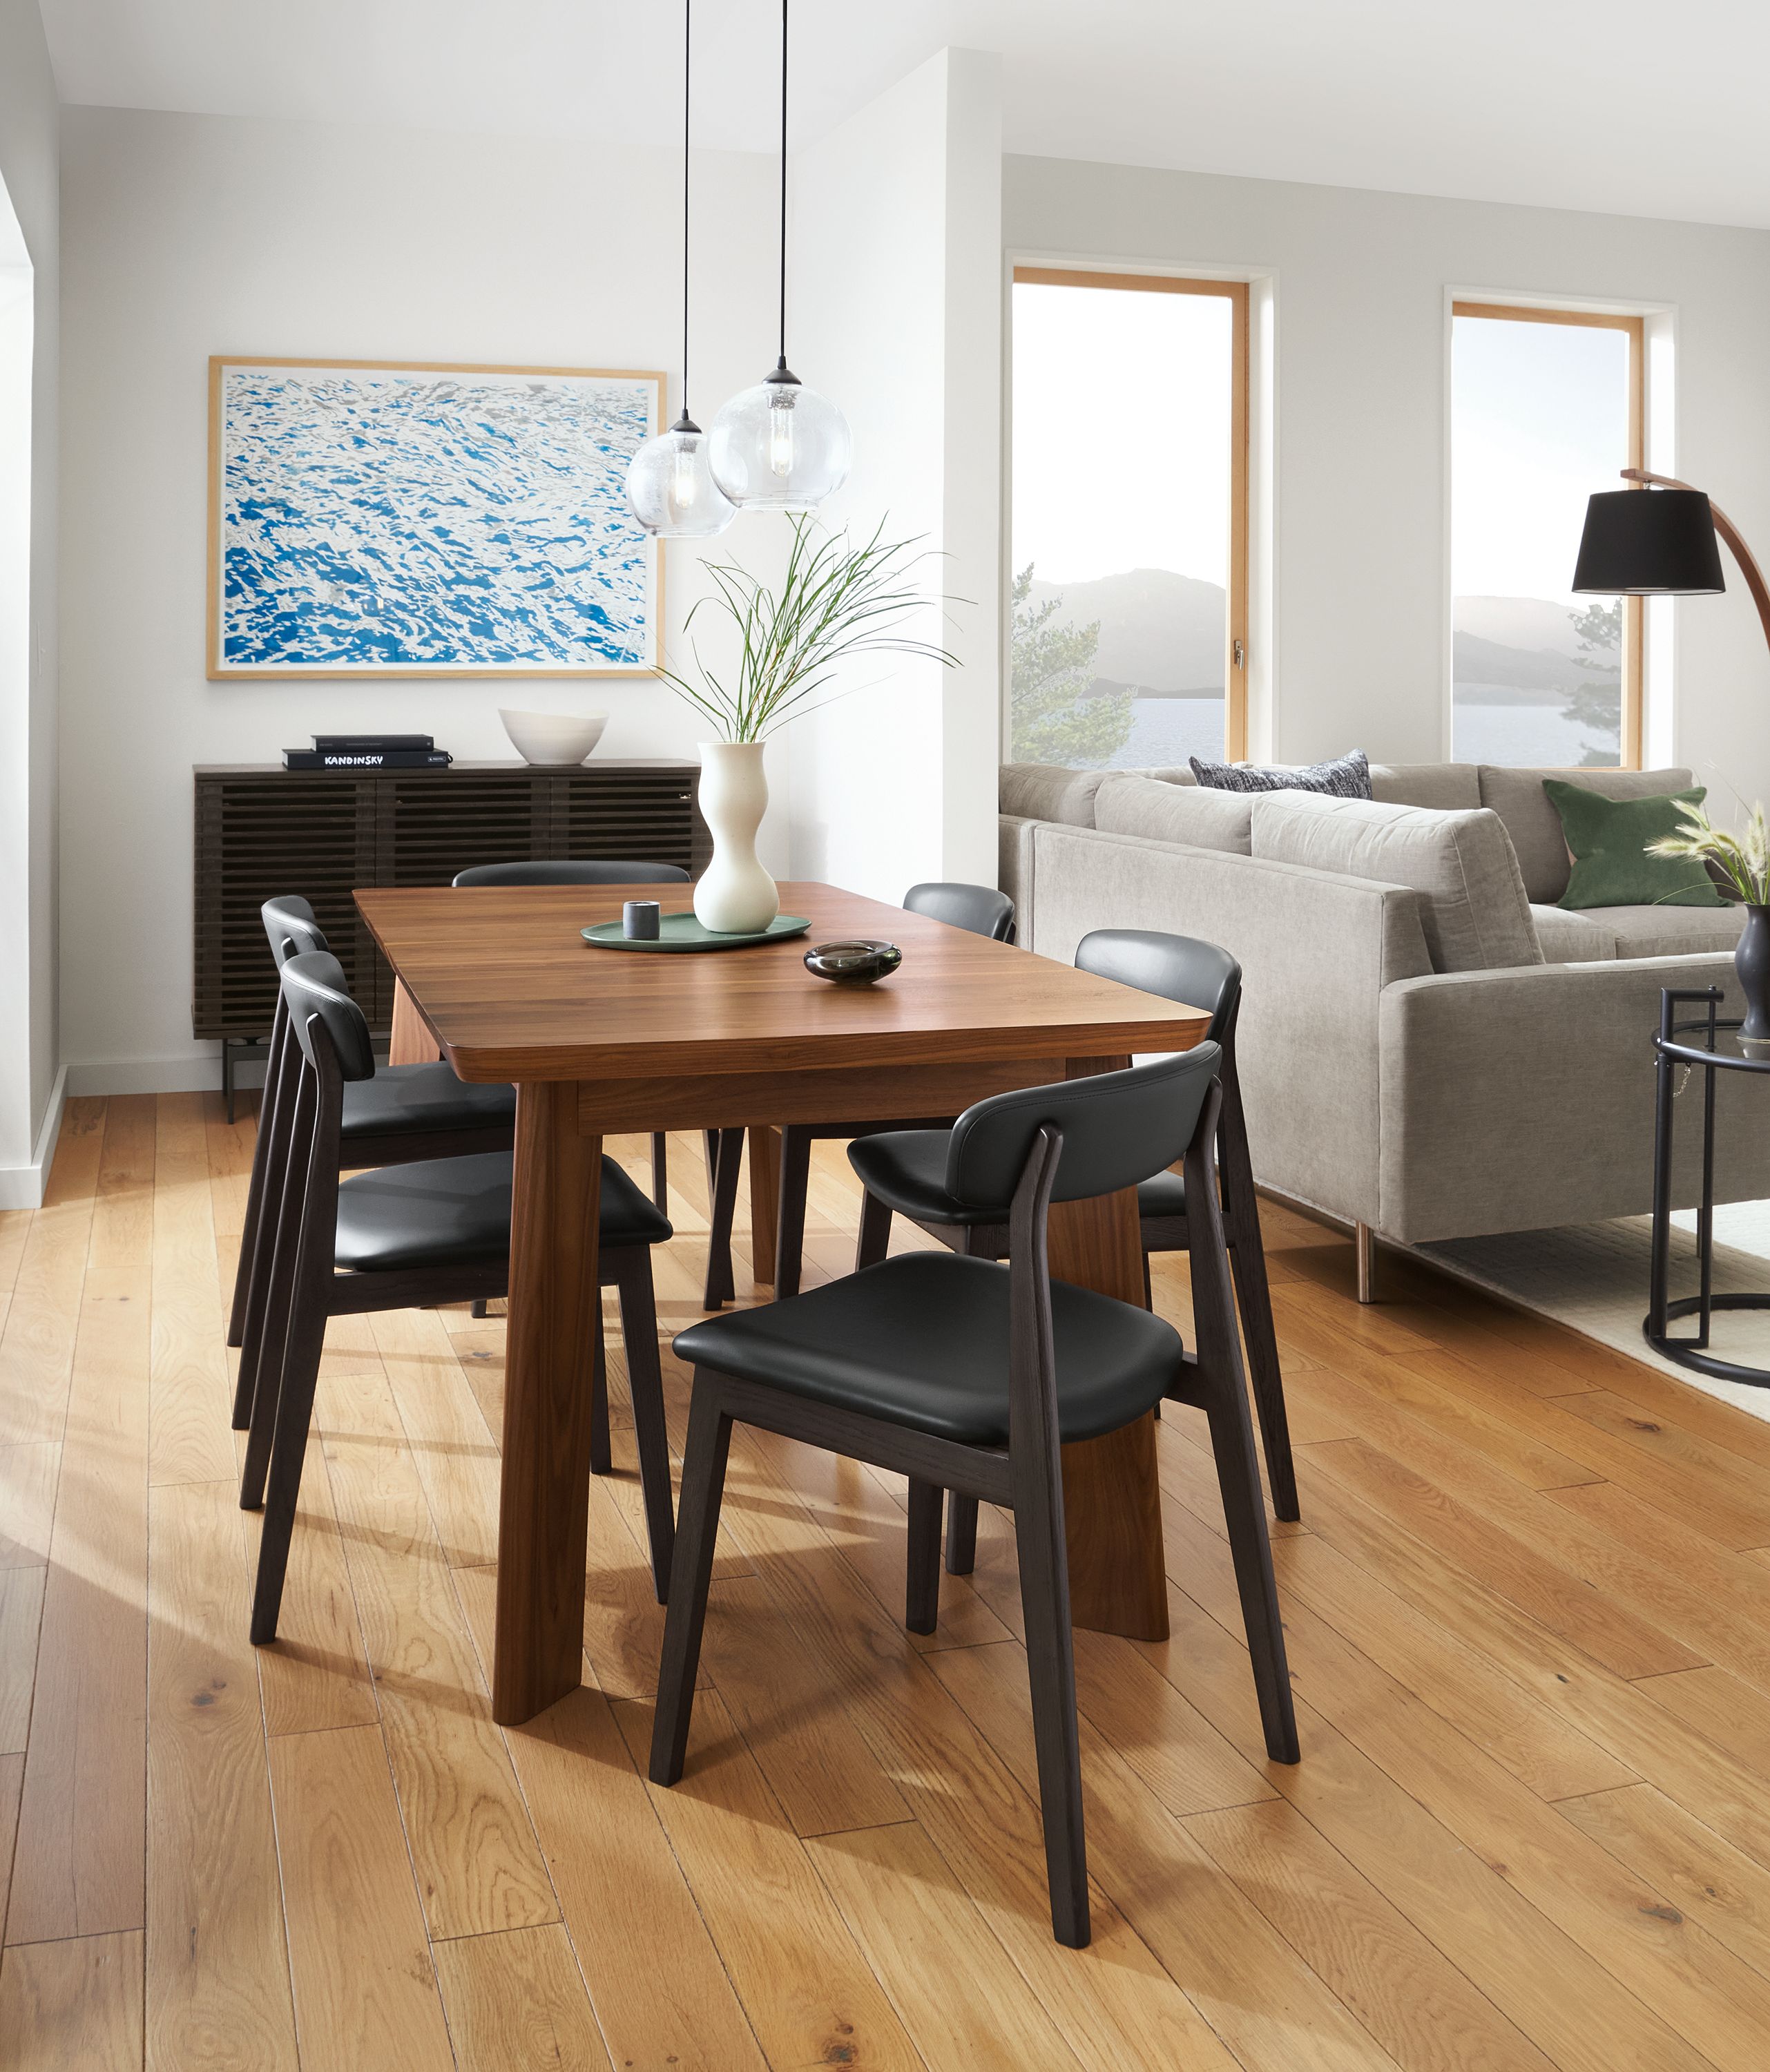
359 880 1211 1726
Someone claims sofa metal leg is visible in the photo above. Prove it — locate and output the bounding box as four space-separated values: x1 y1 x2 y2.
1355 1221 1376 1305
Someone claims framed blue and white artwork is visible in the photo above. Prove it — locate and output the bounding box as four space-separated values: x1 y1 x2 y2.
207 357 664 678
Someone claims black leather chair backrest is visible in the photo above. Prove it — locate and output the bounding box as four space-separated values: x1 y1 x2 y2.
1075 929 1240 1045
902 881 1016 943
262 894 329 967
452 859 691 888
945 1045 1220 1208
279 952 377 1082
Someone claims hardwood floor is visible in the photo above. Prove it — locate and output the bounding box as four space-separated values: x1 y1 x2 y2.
5 1093 1770 2066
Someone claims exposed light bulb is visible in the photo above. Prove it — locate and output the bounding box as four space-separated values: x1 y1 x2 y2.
767 389 796 478
671 438 700 511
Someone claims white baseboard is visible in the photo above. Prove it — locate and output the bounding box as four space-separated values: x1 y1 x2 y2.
0 1063 70 1210
64 1053 264 1097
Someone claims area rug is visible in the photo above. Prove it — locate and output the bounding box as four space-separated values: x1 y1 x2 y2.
1416 1205 1770 1422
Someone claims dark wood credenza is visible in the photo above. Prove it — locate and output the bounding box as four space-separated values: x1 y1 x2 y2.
194 760 707 1104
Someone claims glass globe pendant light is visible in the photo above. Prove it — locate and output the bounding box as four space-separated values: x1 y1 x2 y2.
708 0 850 510
625 0 735 539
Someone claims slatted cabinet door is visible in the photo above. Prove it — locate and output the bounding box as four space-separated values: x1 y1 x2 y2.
193 762 704 1042
374 776 556 1026
194 772 378 1039
557 768 704 877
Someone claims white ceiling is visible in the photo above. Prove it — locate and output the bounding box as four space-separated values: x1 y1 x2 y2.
37 0 1770 230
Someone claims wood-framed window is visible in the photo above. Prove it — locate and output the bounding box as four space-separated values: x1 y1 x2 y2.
1450 300 1646 769
1008 267 1251 767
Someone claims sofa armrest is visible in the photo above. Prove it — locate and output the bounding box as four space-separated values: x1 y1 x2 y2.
998 816 1035 934
1378 952 1767 1242
1028 822 1434 1227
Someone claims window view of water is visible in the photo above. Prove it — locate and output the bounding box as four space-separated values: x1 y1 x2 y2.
1110 698 1227 768
1450 698 1615 767
1452 594 1622 768
1010 278 1233 770
1009 297 1635 780
1452 313 1631 769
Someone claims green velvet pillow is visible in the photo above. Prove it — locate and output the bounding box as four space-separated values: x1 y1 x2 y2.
1544 781 1725 909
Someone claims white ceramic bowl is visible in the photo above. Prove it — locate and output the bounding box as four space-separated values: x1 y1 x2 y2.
499 709 608 765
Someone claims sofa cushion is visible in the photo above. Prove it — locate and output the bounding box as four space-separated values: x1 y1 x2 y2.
1529 905 1618 963
1369 763 1483 810
1477 765 1695 903
1601 903 1744 959
1250 792 1541 974
998 762 1195 827
1095 774 1255 854
1192 748 1372 798
997 765 1117 827
1543 780 1724 910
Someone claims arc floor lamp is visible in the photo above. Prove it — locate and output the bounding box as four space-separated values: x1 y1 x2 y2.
1575 468 1770 653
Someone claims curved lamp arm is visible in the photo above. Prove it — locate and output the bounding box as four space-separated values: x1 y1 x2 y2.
1623 466 1770 650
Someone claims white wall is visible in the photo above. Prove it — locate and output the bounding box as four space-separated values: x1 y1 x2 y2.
58 92 1770 1104
0 0 61 1205
1005 156 1770 796
59 106 785 1091
784 48 1002 900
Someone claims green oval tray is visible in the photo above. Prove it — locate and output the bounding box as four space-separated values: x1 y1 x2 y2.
581 912 811 952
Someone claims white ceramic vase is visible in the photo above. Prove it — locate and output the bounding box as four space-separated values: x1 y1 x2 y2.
694 740 778 934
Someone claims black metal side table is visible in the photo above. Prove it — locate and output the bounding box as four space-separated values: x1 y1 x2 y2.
1648 985 1770 1385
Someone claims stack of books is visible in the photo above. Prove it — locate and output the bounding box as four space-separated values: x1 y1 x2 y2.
282 734 452 770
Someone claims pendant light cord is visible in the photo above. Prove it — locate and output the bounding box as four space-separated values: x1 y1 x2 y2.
680 0 693 417
777 0 788 367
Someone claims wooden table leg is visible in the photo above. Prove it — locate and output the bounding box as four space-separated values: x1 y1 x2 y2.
492 1082 603 1725
1049 1057 1169 1643
747 1124 781 1287
389 978 443 1066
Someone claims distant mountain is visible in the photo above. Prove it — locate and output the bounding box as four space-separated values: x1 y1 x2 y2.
1455 595 1590 658
1452 631 1611 696
1019 577 1618 709
1026 568 1226 698
1453 595 1617 702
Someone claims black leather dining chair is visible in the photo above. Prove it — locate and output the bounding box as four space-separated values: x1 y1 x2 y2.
648 1046 1298 1948
849 928 1298 1570
228 896 517 1417
702 881 1016 1310
451 859 695 1215
239 950 677 1641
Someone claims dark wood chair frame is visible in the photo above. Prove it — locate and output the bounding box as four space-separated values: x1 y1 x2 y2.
227 956 514 1382
861 994 1297 1578
238 986 676 1645
702 884 1017 1310
649 1082 1298 1948
702 1115 960 1314
1135 986 1293 1516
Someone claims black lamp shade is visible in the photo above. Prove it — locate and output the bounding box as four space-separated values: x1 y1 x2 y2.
1572 488 1725 595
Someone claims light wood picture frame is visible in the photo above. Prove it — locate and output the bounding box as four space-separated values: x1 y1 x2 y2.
208 356 666 680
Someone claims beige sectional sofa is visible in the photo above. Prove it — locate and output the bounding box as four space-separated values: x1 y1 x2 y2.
999 759 1769 1269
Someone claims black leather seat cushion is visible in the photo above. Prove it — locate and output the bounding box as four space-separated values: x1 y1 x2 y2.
1137 1169 1186 1218
336 1151 671 1272
340 1063 517 1141
673 1252 1180 1446
846 1130 1001 1226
